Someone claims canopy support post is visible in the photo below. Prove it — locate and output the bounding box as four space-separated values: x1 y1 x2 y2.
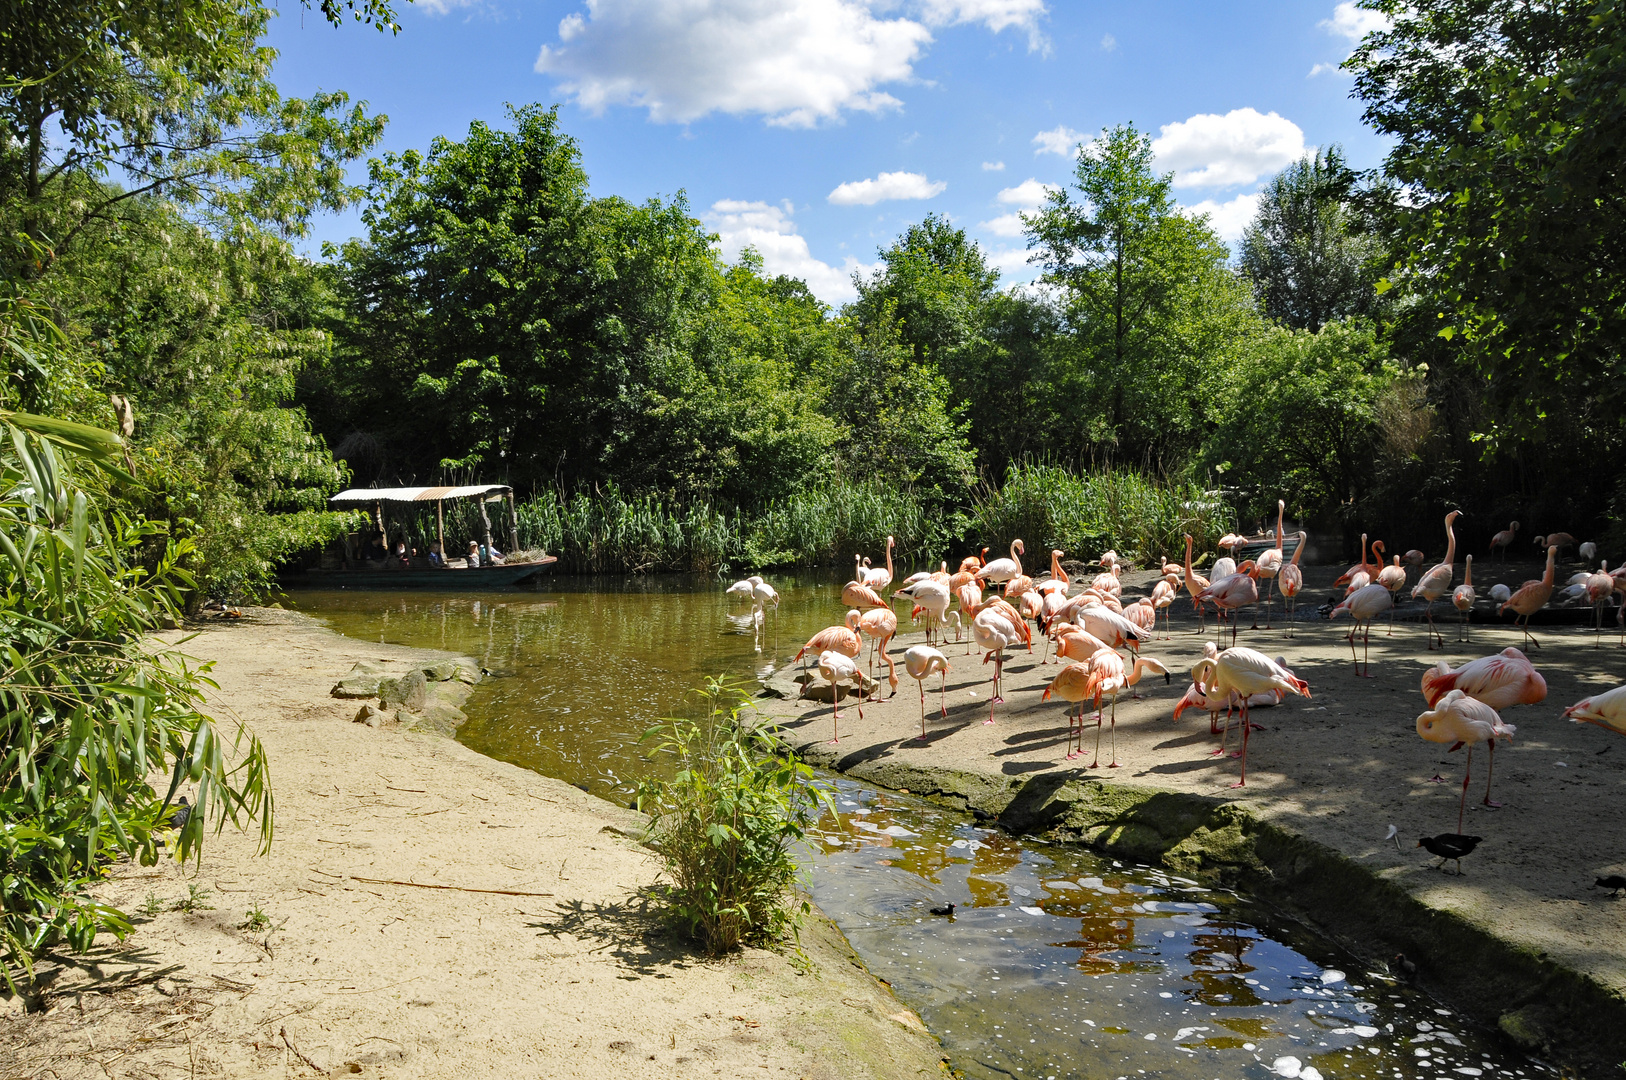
479 497 495 563
507 492 519 554
436 500 445 561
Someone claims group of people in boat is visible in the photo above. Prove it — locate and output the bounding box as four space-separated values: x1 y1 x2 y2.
356 533 505 569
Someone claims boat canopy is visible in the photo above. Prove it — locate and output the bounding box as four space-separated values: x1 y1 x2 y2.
329 484 512 506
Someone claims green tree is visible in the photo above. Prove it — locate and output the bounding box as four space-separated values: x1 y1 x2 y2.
849 213 1000 368
1026 125 1257 469
1349 0 1626 439
1238 147 1386 332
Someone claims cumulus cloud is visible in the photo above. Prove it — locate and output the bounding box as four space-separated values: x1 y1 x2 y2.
1321 1 1389 41
1033 124 1086 156
1307 62 1342 77
917 0 1048 50
1100 33 1116 51
535 0 931 127
1182 192 1262 243
827 171 947 206
1151 108 1308 188
982 160 1005 171
707 200 874 304
976 177 1056 236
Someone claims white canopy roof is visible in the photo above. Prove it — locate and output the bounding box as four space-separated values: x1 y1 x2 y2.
329 484 512 506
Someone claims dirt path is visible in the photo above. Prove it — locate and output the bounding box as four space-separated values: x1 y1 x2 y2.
763 559 1626 1063
0 610 944 1080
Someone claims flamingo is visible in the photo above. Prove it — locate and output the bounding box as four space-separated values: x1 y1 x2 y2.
1489 521 1519 562
1072 600 1149 652
794 611 863 669
1043 661 1096 761
1580 540 1599 563
1038 549 1070 595
1255 501 1286 628
1334 533 1381 587
1420 647 1547 711
859 607 898 693
1279 531 1307 636
842 580 891 610
1586 560 1614 647
1488 583 1511 606
955 582 983 654
972 605 1023 723
1218 533 1248 561
1054 626 1113 666
976 539 1026 585
1403 549 1425 567
817 650 865 743
1563 685 1626 739
1411 510 1461 650
1124 597 1156 637
1533 532 1576 558
1451 555 1476 642
1377 548 1409 635
1500 544 1557 649
1416 690 1516 829
1151 573 1179 638
1198 561 1260 647
1331 582 1393 677
1182 534 1212 633
861 535 895 591
1210 555 1237 583
1190 648 1312 787
903 645 951 740
1083 652 1173 768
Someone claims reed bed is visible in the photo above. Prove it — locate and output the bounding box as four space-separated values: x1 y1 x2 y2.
967 463 1232 567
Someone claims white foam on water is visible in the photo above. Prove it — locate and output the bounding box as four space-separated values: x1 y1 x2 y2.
1320 969 1346 984
1019 906 1045 916
1272 1055 1303 1077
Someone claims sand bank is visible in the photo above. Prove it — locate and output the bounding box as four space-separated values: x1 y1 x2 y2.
762 562 1626 1076
0 609 945 1080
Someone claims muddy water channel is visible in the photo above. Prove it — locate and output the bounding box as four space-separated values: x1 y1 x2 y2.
291 577 1551 1080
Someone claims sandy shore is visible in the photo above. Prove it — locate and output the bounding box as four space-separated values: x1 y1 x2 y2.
0 609 944 1080
762 561 1626 1072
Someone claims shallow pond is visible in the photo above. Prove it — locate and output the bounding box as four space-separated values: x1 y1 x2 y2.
290 576 1552 1080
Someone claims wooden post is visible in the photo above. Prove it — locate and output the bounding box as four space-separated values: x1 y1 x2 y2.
478 496 495 562
507 492 519 554
436 500 445 562
376 503 387 559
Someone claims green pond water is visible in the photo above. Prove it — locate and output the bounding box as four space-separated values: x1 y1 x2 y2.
291 576 1553 1080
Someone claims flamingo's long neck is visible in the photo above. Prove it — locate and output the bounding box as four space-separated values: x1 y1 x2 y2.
1010 540 1023 575
1444 516 1457 568
1291 532 1306 566
1542 547 1556 586
1464 556 1473 587
1361 534 1369 568
1185 535 1194 576
1275 502 1284 552
886 537 894 579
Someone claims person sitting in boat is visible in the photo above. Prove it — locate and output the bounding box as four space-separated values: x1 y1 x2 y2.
394 541 410 565
482 543 505 566
466 541 481 569
427 542 444 568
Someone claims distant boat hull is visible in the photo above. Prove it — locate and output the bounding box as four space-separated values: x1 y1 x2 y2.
281 557 557 590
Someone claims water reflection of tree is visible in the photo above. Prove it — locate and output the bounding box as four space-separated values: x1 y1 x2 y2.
966 832 1024 907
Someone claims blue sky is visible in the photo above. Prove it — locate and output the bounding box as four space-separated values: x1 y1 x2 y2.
266 0 1389 304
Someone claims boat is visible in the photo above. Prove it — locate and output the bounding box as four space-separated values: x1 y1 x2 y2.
279 483 558 589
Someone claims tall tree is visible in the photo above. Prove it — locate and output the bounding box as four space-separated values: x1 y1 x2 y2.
1349 0 1626 439
849 213 1000 368
1238 147 1385 331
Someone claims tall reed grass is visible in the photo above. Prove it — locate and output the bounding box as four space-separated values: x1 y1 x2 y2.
967 463 1232 567
392 467 1231 575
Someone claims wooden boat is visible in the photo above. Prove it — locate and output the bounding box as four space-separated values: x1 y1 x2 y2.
280 483 558 590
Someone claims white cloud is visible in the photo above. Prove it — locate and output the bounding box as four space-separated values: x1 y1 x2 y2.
707 199 874 304
978 212 1028 237
535 0 931 127
827 170 947 206
1308 62 1342 77
1151 108 1308 188
1182 192 1262 243
982 160 1005 171
985 246 1037 277
917 0 1048 50
1033 124 1086 156
1100 32 1116 51
996 178 1058 206
1321 2 1389 41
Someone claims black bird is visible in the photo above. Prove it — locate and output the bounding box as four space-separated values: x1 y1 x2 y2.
928 903 956 917
1392 953 1418 982
1418 833 1483 874
165 796 192 831
1595 875 1626 897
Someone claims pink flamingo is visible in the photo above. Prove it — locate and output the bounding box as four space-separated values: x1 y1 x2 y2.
1331 582 1392 677
795 611 862 669
972 605 1023 723
1183 533 1211 633
1083 652 1172 767
816 650 865 743
1411 510 1461 650
903 645 950 741
1043 661 1096 761
1151 573 1179 638
1190 648 1312 787
1416 690 1516 828
1499 544 1557 649
1255 500 1286 628
1420 646 1546 711
1586 560 1614 647
1278 531 1307 636
975 539 1026 586
1451 555 1476 642
1563 685 1626 739
858 607 898 694
1377 545 1409 635
1489 521 1519 562
1198 561 1260 648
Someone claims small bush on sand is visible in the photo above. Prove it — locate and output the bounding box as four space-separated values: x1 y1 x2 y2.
636 678 833 954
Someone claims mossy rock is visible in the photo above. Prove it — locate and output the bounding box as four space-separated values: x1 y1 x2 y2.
399 701 468 737
379 669 429 712
332 660 389 699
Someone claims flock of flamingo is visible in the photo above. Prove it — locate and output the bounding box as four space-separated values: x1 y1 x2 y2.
728 503 1626 851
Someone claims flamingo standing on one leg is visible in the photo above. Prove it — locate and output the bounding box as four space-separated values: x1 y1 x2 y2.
1190 648 1312 787
1586 560 1614 648
903 645 950 741
816 650 865 743
972 605 1023 724
1489 521 1519 562
1451 555 1476 642
1331 582 1393 677
1500 544 1557 649
1411 510 1461 650
1279 531 1306 637
1255 500 1286 629
1183 533 1211 634
1151 572 1179 639
900 579 951 645
860 535 895 592
1416 689 1516 830
1563 685 1626 739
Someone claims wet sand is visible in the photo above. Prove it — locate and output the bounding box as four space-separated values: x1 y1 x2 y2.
764 559 1626 1066
0 610 945 1080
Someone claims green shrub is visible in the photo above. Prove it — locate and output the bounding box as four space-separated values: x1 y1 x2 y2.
635 678 833 954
